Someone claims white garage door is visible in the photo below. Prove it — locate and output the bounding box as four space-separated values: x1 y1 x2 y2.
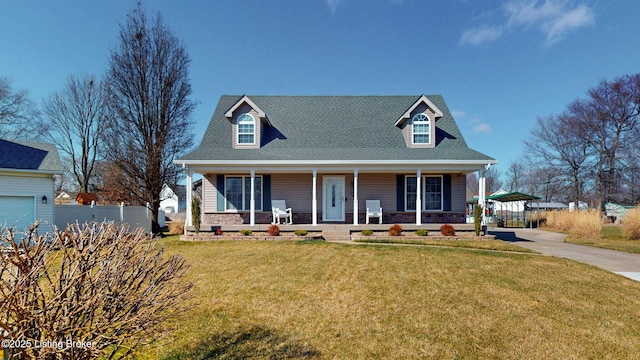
0 196 35 234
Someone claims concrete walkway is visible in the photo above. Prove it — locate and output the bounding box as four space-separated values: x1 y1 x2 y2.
491 228 640 282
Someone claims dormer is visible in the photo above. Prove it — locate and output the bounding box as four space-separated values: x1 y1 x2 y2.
224 95 271 149
395 95 443 149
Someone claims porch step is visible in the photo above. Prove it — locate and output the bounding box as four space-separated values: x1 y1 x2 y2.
321 229 352 242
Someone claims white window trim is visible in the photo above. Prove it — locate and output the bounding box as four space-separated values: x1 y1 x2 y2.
405 175 443 212
237 113 256 145
224 175 263 212
411 113 431 145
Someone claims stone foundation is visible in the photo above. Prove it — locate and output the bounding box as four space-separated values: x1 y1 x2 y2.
202 211 466 225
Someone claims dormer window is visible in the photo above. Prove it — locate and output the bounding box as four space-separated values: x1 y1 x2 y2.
237 113 255 144
412 113 430 144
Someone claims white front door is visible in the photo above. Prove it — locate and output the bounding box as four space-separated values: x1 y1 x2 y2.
323 176 345 222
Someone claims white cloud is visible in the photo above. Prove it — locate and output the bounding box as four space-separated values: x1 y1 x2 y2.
460 0 595 46
469 115 482 123
542 4 595 45
472 123 492 133
505 0 564 28
325 0 404 14
455 111 492 133
451 110 467 118
460 25 503 46
325 0 342 14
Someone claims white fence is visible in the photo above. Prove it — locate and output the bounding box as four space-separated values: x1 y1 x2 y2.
55 202 152 233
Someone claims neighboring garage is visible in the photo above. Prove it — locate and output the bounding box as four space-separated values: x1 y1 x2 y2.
0 196 36 233
0 139 63 236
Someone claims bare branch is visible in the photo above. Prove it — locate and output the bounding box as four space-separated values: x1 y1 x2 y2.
102 4 196 224
0 222 193 359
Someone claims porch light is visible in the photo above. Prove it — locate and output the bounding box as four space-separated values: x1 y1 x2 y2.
42 195 48 204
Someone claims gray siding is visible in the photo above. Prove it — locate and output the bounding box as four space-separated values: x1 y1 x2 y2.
271 173 313 212
402 103 437 149
357 173 397 213
451 173 466 212
202 174 217 213
231 104 262 149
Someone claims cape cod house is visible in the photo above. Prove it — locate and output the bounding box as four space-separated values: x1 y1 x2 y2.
175 95 496 228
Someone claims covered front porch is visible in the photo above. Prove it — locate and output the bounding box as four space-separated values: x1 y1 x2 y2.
182 162 495 231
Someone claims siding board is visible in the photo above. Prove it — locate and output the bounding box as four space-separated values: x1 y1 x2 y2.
451 174 466 212
0 174 55 233
271 174 313 212
202 174 217 213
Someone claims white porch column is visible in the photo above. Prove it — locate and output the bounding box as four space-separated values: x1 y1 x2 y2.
353 169 359 225
479 164 490 226
184 167 193 235
250 169 255 226
312 169 318 226
416 169 422 225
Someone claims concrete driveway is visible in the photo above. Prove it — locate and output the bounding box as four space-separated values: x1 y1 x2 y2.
491 228 640 282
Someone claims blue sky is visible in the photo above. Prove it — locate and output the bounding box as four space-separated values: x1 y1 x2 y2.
1 0 639 177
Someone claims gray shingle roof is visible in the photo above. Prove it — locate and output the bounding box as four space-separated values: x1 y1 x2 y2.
179 95 495 162
0 139 64 172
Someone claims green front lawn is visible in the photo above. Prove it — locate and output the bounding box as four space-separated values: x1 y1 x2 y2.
565 226 640 254
141 237 640 359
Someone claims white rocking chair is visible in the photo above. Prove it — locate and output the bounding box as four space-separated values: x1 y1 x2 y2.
271 200 293 225
366 200 383 224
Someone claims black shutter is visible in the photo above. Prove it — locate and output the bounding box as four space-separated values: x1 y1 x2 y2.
396 175 405 211
443 174 452 211
263 174 271 210
216 175 225 211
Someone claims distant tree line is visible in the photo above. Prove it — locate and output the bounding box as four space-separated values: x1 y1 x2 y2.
507 74 640 208
0 4 195 226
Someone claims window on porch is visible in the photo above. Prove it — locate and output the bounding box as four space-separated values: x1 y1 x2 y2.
405 176 442 211
225 176 262 211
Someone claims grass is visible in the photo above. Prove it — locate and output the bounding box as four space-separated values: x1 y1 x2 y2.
354 238 538 253
566 225 640 254
135 237 640 359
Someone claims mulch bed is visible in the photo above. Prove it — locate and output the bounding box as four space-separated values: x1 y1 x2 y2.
351 232 496 241
181 232 324 241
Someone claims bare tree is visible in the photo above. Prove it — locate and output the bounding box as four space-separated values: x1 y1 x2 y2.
467 168 502 197
485 166 503 194
524 113 591 206
466 172 479 196
41 75 109 193
0 77 38 140
99 161 141 205
0 222 192 359
103 5 195 224
562 74 640 208
522 73 640 207
521 165 568 202
505 161 525 192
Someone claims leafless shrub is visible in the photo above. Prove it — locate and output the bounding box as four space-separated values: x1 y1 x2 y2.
167 221 184 235
623 208 640 240
0 221 192 359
